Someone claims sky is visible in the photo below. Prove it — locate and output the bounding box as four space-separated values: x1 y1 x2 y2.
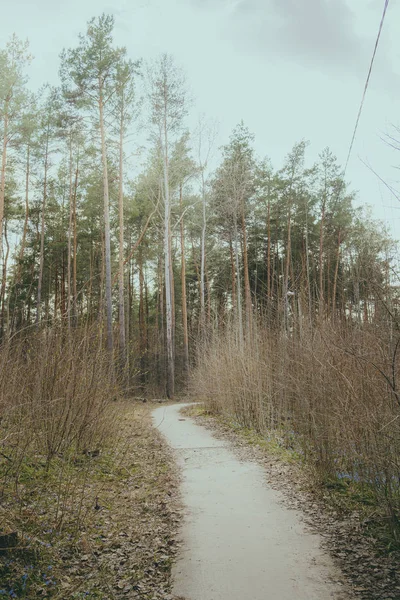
1 0 400 238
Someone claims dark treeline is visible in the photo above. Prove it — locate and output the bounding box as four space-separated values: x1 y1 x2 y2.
0 15 397 398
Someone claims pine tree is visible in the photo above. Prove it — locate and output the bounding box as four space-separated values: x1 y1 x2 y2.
60 13 128 352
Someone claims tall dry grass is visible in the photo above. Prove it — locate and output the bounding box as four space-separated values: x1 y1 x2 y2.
191 319 400 542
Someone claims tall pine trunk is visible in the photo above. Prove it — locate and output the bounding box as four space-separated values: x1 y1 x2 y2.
37 124 50 325
284 202 292 333
200 172 206 333
99 86 113 353
118 96 126 366
1 221 9 338
163 128 174 398
319 200 326 316
72 161 78 325
67 135 73 329
267 198 271 301
229 234 236 314
233 221 243 347
0 100 9 265
241 204 252 336
332 229 341 323
180 184 189 377
139 248 146 387
17 143 30 284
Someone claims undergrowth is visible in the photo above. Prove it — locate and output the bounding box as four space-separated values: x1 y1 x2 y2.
0 327 117 597
190 320 400 553
0 399 179 599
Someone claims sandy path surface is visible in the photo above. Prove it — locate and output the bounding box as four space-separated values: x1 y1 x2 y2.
153 403 348 600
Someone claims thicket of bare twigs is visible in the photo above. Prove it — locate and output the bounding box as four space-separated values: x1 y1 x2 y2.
0 327 118 594
0 328 182 599
191 316 400 547
0 327 116 464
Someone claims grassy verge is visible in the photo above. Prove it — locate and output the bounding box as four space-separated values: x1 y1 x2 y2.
0 401 180 600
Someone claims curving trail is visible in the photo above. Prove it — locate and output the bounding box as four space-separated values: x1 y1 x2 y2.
153 403 348 600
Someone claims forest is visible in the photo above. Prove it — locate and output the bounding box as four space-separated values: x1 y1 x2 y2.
1 11 400 597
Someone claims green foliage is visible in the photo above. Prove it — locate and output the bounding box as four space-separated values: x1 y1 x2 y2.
0 13 396 390
60 14 126 110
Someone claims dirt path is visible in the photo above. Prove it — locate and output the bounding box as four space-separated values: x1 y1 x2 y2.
153 403 349 600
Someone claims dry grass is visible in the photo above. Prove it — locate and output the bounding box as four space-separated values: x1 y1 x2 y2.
191 319 400 549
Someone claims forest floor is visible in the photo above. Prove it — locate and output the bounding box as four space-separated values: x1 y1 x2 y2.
0 401 181 599
180 404 400 600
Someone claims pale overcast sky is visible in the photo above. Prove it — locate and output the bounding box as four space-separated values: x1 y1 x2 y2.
2 0 400 238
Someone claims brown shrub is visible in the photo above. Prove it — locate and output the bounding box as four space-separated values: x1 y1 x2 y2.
0 326 117 464
191 319 400 539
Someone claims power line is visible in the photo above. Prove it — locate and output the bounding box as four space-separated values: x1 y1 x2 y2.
344 0 390 175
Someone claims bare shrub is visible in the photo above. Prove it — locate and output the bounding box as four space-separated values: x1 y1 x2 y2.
0 326 118 538
191 318 400 541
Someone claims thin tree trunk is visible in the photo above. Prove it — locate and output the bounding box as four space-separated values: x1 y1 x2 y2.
180 184 189 377
192 241 202 335
304 202 313 327
27 264 34 324
118 97 126 366
67 135 73 330
87 244 93 321
155 253 161 387
229 234 236 315
241 205 252 335
233 221 243 347
163 123 174 398
168 220 175 359
72 160 78 326
17 143 30 284
61 250 66 318
284 202 292 333
1 221 9 337
98 229 105 325
332 229 341 323
37 124 50 325
205 263 211 327
54 263 58 320
158 250 165 392
0 100 9 264
267 198 271 301
126 251 131 383
327 255 331 317
270 248 275 310
99 86 113 352
139 247 146 387
45 264 50 323
145 273 150 366
319 200 326 316
200 171 206 333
